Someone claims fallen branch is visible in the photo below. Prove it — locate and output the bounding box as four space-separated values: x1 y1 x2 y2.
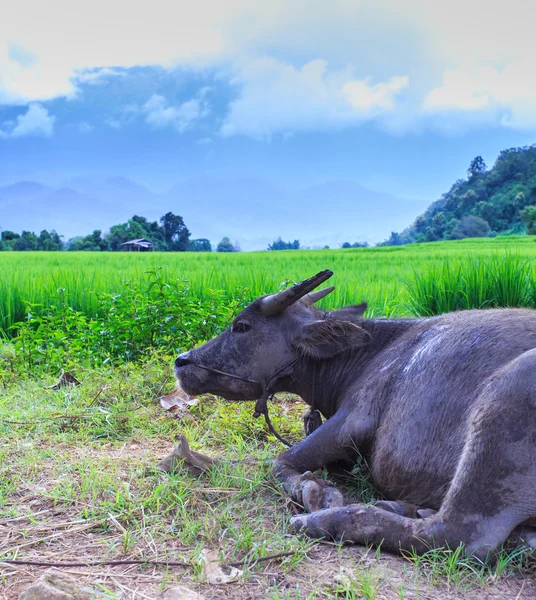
0 414 90 426
0 550 296 570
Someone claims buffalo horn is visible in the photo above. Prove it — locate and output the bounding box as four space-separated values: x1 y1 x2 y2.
301 285 335 307
261 270 334 316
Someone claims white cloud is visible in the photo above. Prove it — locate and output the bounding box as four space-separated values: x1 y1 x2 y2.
423 69 491 112
221 58 408 137
1 0 536 134
75 68 126 86
0 0 233 105
422 60 536 129
0 103 55 138
343 76 409 113
78 121 93 134
105 118 121 129
143 92 209 133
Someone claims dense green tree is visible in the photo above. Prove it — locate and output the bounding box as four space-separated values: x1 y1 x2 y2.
216 237 236 252
67 236 87 251
268 237 300 250
91 230 109 251
380 231 403 246
130 216 166 250
37 230 63 251
467 156 487 179
413 215 428 235
107 222 138 251
13 231 38 251
1 211 197 252
0 230 20 251
449 216 491 239
457 190 479 217
430 213 448 238
160 212 190 251
106 218 157 251
342 241 369 248
520 206 536 235
68 230 109 251
189 238 212 252
1 230 20 242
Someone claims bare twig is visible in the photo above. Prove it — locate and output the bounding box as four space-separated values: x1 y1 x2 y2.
87 385 109 407
0 414 90 426
0 549 297 570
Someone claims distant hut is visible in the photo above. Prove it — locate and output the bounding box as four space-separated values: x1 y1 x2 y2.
121 238 154 252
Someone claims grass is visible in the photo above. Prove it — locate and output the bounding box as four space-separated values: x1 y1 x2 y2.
0 357 319 597
1 361 535 598
403 543 535 593
405 252 535 316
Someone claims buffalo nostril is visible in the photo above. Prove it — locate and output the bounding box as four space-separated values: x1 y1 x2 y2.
175 353 191 368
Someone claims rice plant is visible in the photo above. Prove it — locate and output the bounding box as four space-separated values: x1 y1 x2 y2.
0 236 535 337
405 251 535 316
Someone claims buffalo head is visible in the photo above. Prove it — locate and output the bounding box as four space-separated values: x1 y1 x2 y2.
174 270 370 401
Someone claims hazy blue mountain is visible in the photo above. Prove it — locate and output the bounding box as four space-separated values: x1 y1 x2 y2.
64 176 159 212
0 181 52 199
0 175 426 249
163 176 426 249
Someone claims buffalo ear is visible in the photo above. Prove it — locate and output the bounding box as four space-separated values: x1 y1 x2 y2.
326 302 368 323
293 319 371 360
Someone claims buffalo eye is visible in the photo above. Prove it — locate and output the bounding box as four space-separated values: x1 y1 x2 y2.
232 321 251 333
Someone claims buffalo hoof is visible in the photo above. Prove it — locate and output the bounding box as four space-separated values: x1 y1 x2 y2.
290 510 342 541
299 471 345 513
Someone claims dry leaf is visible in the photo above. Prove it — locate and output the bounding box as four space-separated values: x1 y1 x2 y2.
157 435 219 475
46 371 81 390
199 549 242 585
158 388 199 413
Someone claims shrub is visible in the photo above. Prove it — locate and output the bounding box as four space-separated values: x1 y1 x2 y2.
10 268 242 373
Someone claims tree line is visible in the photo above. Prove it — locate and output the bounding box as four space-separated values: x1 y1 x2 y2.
0 212 240 252
381 146 536 246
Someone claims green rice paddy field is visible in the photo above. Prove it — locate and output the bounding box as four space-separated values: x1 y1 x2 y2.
1 236 536 337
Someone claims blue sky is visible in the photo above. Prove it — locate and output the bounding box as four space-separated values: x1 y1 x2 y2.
1 0 536 245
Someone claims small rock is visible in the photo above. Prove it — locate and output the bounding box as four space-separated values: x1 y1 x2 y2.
161 585 205 599
19 569 96 600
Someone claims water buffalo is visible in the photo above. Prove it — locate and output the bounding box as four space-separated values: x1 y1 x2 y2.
174 270 536 559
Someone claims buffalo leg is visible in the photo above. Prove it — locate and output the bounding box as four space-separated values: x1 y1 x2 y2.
375 500 436 519
291 504 440 554
292 352 536 558
274 411 373 512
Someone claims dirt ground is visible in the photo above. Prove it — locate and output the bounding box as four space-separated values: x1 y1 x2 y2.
2 440 536 599
2 543 536 599
2 385 536 600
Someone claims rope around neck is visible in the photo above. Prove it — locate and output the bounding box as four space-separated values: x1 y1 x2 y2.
187 357 301 447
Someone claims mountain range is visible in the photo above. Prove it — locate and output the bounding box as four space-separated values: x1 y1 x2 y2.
0 176 428 250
